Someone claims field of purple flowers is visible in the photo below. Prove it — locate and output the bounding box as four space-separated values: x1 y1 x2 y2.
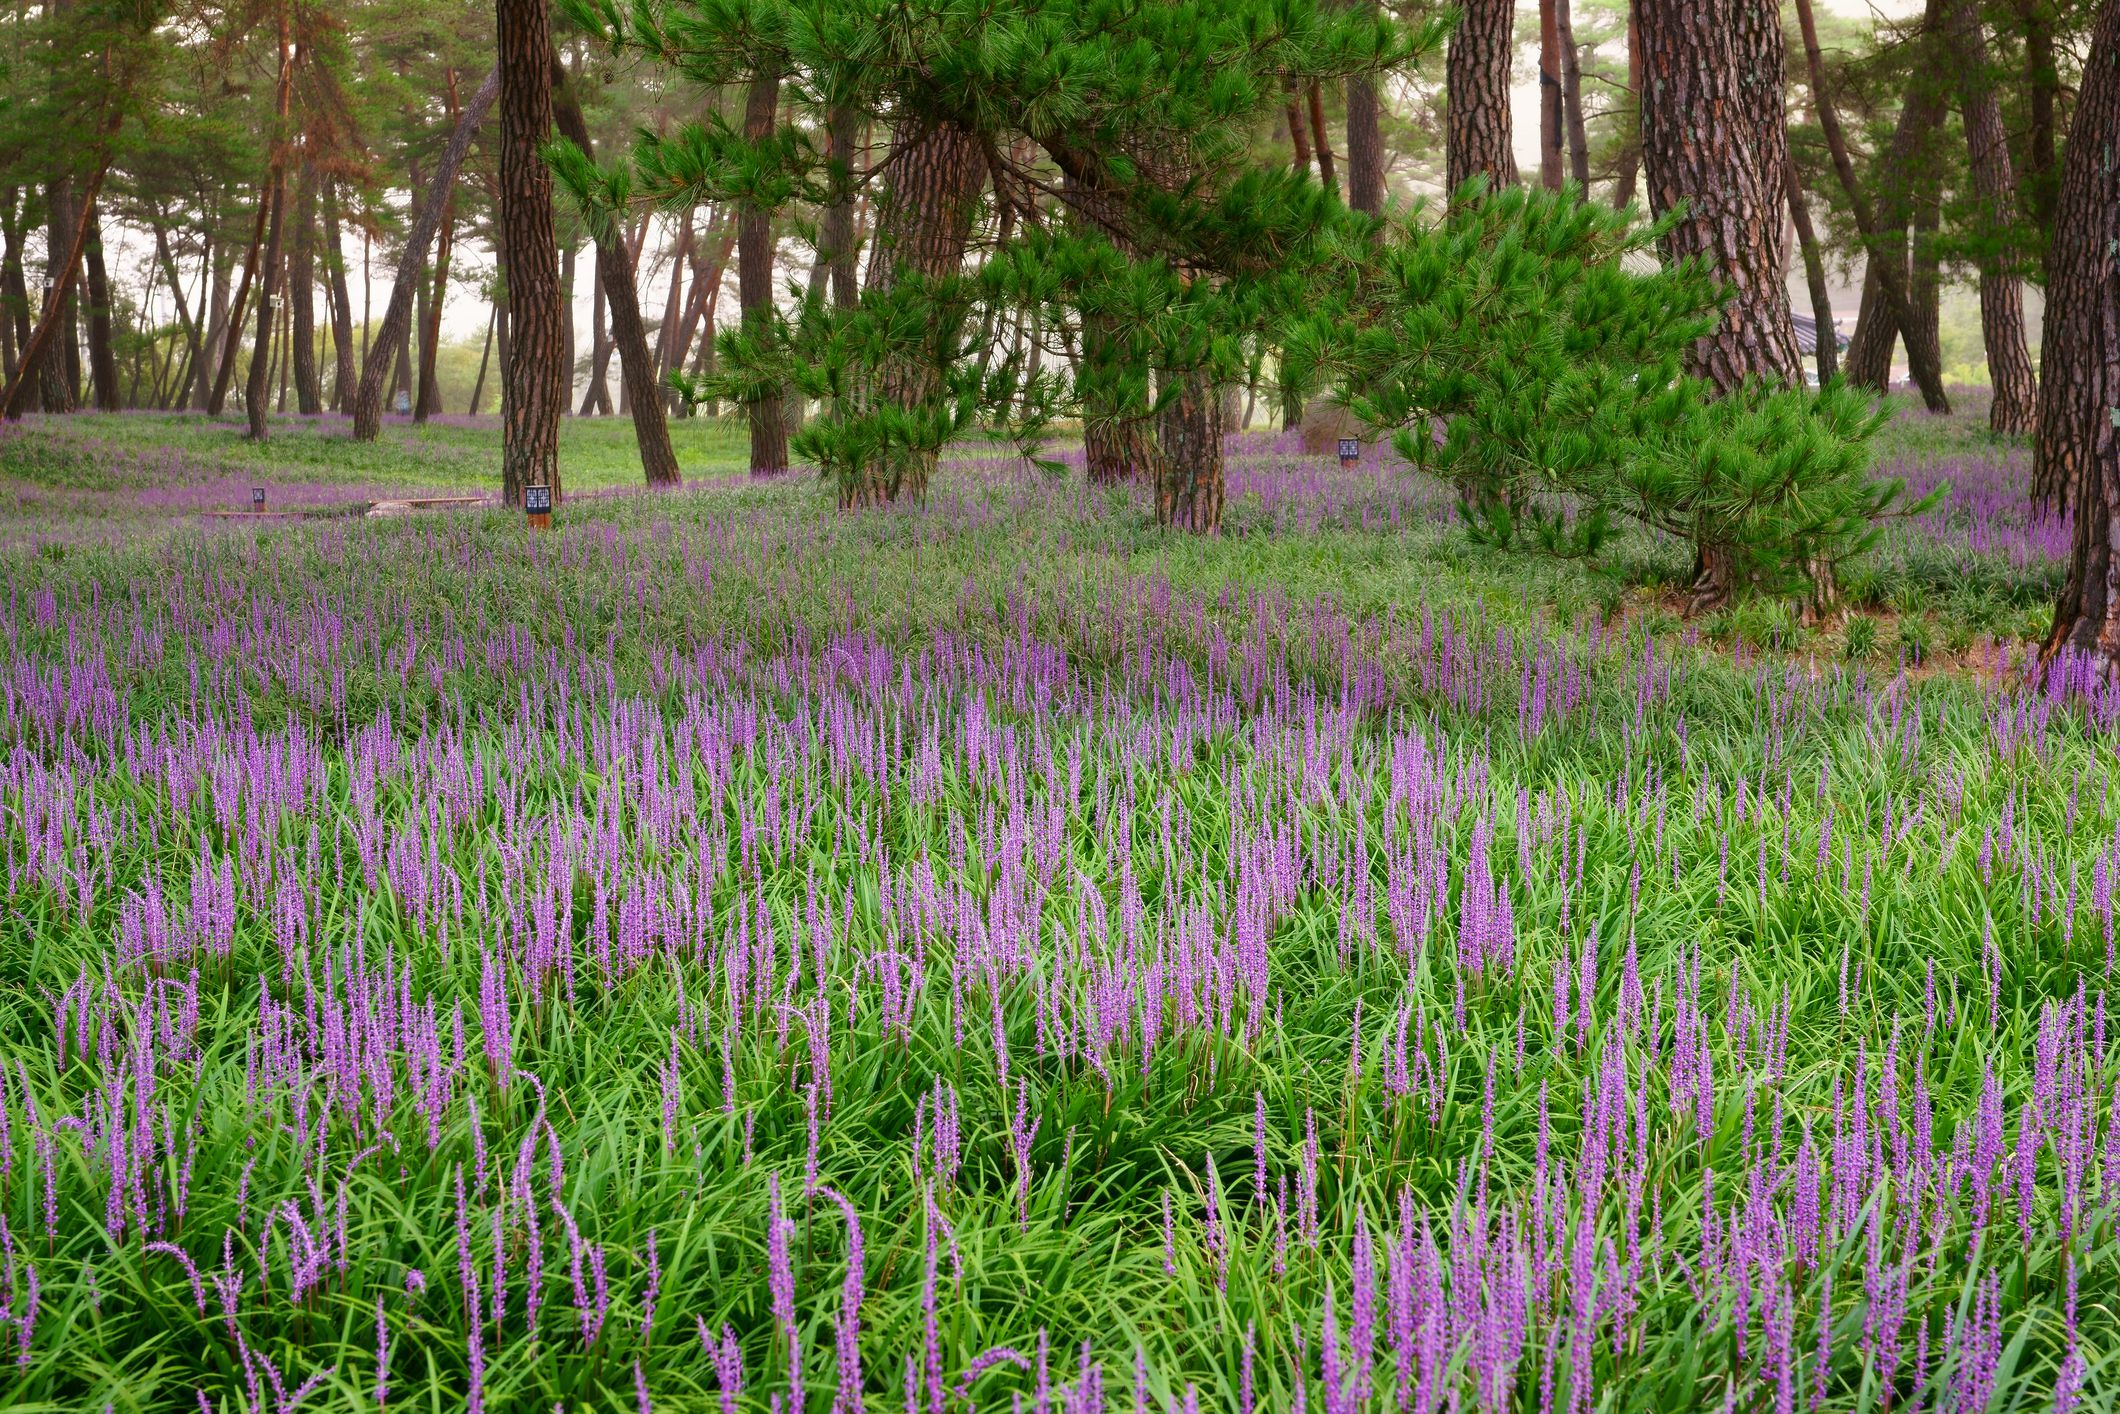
0 408 2113 1412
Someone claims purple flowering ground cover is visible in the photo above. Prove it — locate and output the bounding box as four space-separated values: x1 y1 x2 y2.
0 408 2115 1412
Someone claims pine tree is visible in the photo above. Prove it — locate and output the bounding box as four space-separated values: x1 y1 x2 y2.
1294 187 1916 608
2042 0 2119 661
495 0 565 504
593 0 1422 519
1445 0 1518 197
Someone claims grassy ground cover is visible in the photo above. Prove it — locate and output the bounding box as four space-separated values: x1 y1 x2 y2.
0 407 2111 1412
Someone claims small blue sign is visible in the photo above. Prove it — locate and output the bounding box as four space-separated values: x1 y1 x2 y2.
524 485 553 515
1336 438 1360 464
251 487 265 510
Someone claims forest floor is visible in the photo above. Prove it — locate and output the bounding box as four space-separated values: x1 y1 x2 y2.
0 389 2109 1412
0 392 2064 672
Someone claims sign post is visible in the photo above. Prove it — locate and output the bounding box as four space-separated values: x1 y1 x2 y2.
525 484 553 531
251 487 266 511
1336 437 1360 469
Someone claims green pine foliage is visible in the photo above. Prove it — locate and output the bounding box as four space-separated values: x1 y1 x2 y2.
1292 184 1933 605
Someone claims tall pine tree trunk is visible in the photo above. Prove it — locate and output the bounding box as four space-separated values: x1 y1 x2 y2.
741 71 789 475
291 158 321 414
1156 370 1223 533
0 193 30 397
1446 0 1517 197
1942 0 2037 436
196 233 229 411
207 189 270 416
2014 0 2060 233
1539 0 1565 190
1345 0 1385 217
416 192 455 421
1611 5 1643 209
2042 0 2119 661
496 0 565 505
244 168 288 440
353 68 498 440
1637 0 1802 393
2032 0 2116 517
820 106 862 304
559 242 575 414
1639 0 1802 609
82 200 119 411
323 181 356 413
1556 0 1591 189
550 52 680 484
37 177 77 411
580 267 609 415
848 121 986 505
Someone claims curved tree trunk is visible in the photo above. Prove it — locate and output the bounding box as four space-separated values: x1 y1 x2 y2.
352 67 499 441
549 52 680 485
2033 0 2117 518
2042 0 2120 662
1942 0 2037 436
496 0 565 506
1797 0 1951 410
1 158 112 421
37 178 78 412
1637 0 1802 393
1446 0 1518 198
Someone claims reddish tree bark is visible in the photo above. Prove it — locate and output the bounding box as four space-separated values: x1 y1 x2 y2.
1446 0 1518 197
0 157 113 420
291 160 321 415
1345 0 1384 216
2042 0 2120 660
847 121 987 506
1157 370 1223 533
2033 0 2117 517
496 0 566 504
1637 0 1802 393
1942 0 2037 436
